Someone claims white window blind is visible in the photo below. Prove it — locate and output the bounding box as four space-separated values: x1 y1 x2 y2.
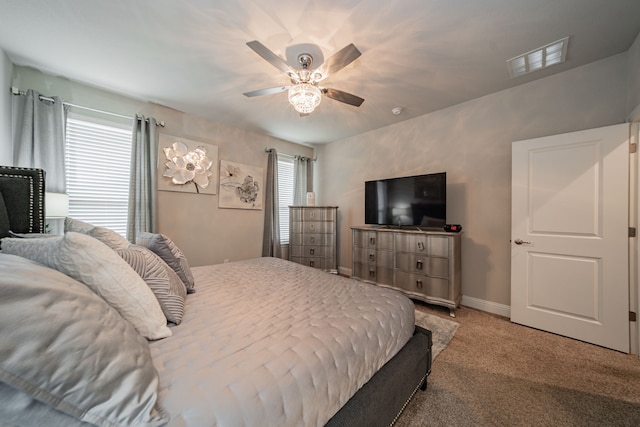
277 156 295 244
65 115 133 237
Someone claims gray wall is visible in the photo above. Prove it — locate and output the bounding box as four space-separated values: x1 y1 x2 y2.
628 31 640 117
315 53 628 308
6 66 313 267
0 49 12 164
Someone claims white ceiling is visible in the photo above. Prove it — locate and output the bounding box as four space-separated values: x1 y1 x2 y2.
1 0 639 145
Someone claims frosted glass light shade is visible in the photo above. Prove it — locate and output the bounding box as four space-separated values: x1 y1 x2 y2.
288 83 321 114
45 192 69 218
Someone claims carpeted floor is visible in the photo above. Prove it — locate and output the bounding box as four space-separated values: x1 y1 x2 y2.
414 310 459 360
396 302 640 427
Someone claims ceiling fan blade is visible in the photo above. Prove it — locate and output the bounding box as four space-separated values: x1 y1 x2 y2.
246 40 295 75
243 86 289 97
322 88 364 107
321 43 362 76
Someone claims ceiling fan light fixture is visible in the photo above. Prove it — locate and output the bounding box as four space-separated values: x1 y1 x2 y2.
288 83 322 114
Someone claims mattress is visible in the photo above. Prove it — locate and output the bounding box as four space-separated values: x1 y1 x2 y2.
149 257 415 427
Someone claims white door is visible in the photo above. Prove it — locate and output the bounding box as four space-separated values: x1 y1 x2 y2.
511 124 630 352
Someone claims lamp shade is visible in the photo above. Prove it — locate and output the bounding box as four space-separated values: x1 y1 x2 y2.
45 192 69 218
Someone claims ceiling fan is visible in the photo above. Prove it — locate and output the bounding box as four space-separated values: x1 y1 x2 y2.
243 40 364 114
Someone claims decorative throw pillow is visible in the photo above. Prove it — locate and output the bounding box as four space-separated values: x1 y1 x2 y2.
0 253 169 427
86 225 130 249
117 245 187 324
137 232 196 294
1 232 172 340
64 216 130 250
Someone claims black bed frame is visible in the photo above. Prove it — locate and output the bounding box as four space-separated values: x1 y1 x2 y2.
326 326 432 427
0 165 46 237
0 165 432 427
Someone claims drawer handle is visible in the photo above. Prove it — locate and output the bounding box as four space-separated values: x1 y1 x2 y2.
416 260 423 270
417 241 425 251
310 224 315 230
310 212 315 218
310 236 315 243
416 280 423 289
369 269 375 279
310 248 315 255
310 260 315 268
369 253 375 262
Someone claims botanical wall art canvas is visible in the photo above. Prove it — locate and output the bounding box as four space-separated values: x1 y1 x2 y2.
158 134 218 195
218 160 263 210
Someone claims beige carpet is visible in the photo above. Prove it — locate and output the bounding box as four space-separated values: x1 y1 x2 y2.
396 302 640 427
414 310 459 360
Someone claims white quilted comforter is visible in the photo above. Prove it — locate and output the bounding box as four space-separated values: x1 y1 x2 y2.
149 257 415 427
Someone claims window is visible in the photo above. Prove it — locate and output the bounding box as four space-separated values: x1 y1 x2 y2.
277 156 294 244
65 114 133 236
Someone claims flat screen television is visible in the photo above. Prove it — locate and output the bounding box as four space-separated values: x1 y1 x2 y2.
365 172 446 228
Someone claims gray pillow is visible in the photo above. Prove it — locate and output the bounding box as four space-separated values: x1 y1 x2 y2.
0 253 169 427
137 232 195 294
64 216 130 249
63 216 94 233
117 245 187 324
1 232 171 340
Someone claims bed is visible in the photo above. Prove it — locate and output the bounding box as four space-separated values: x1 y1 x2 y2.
0 166 432 427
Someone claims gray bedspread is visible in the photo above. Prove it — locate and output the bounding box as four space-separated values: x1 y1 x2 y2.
149 257 415 427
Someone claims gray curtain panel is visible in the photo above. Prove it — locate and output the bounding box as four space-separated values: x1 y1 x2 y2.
293 156 314 205
127 116 158 242
11 89 68 193
262 149 281 258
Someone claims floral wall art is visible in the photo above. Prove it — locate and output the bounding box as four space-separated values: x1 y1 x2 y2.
158 134 218 195
218 160 263 210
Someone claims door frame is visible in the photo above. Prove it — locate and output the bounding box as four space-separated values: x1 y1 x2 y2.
628 106 640 355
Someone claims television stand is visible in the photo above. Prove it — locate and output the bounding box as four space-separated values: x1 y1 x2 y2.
351 226 461 312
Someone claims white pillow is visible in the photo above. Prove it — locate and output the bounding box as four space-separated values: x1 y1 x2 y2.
1 232 172 340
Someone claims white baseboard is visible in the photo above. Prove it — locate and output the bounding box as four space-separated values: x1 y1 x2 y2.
461 295 511 318
340 266 511 318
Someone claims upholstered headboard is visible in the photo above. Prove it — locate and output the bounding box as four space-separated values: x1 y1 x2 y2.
0 166 46 238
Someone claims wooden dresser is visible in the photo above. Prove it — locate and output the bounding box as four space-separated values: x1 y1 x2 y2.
352 226 461 315
289 206 338 273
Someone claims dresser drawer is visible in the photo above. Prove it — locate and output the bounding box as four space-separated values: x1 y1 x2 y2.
395 234 450 256
296 208 337 222
395 271 450 300
353 262 394 286
289 245 330 258
290 233 334 246
290 256 334 270
291 221 334 234
353 247 394 268
395 253 449 278
352 229 394 249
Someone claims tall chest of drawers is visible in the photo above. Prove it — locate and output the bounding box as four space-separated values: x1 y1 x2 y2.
289 206 338 273
352 227 461 314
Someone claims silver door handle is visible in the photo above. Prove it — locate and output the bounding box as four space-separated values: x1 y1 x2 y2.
514 239 531 245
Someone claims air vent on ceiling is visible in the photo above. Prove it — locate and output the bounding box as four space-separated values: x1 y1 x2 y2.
507 36 569 79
